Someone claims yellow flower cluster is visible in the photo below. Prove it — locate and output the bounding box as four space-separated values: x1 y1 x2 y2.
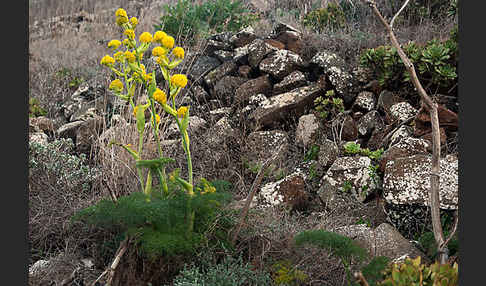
130 17 138 27
124 50 136 63
139 32 153 43
115 8 128 26
108 39 121 50
153 88 167 105
162 36 175 49
100 55 115 66
124 29 135 40
172 47 184 59
177 106 188 118
109 79 124 91
152 114 161 125
152 46 166 57
171 74 188 88
153 31 168 43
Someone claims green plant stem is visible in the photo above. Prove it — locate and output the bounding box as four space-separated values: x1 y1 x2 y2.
137 131 145 192
148 99 169 194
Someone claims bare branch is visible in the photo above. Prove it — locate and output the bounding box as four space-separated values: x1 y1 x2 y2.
231 145 285 245
390 0 411 29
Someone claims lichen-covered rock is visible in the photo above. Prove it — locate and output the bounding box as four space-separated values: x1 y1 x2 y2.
247 38 278 68
259 49 304 80
383 154 458 209
56 120 85 140
205 39 233 56
356 110 383 137
319 156 379 203
318 138 339 168
235 74 273 103
188 56 221 82
203 60 238 89
389 102 418 122
379 137 430 173
353 91 376 112
213 50 234 62
229 26 257 48
209 106 231 122
30 116 55 135
309 51 356 103
332 223 430 264
388 125 413 147
295 113 320 148
259 172 309 210
237 65 252 78
212 75 248 104
248 85 323 130
61 81 106 122
244 130 289 166
377 90 404 123
191 85 210 102
275 30 303 54
272 70 307 95
29 132 49 146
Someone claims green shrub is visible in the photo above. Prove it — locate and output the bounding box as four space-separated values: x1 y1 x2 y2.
72 180 234 259
359 27 458 94
29 97 47 118
380 256 458 286
168 255 272 286
302 3 347 32
314 89 344 119
360 256 390 286
271 260 308 286
154 0 259 44
29 138 99 192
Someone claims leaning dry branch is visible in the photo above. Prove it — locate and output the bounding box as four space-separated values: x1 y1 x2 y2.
231 145 285 245
363 0 449 264
90 236 130 286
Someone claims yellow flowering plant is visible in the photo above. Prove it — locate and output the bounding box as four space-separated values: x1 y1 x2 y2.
100 8 207 233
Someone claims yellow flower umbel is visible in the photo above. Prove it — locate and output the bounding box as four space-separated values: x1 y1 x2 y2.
124 29 135 40
152 46 166 57
130 17 138 28
100 55 115 66
172 47 185 59
162 36 175 49
153 31 167 44
108 39 122 50
139 32 153 44
124 50 136 63
109 79 124 92
115 8 129 26
153 88 167 105
170 74 188 89
177 106 188 118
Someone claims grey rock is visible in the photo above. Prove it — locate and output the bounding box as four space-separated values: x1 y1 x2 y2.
213 75 248 104
229 26 257 48
188 56 221 82
332 223 430 263
166 116 208 139
235 74 272 103
319 156 379 203
379 137 430 173
357 110 383 137
309 51 357 103
259 49 304 80
353 91 376 112
244 130 289 166
383 154 458 209
389 125 413 147
247 38 278 68
318 138 339 168
272 70 307 95
295 113 320 148
213 50 235 62
203 60 238 89
389 102 418 122
249 85 322 130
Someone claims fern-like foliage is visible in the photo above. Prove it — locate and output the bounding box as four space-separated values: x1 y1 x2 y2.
72 180 233 258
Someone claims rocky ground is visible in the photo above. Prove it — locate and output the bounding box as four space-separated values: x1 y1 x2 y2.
28 1 459 285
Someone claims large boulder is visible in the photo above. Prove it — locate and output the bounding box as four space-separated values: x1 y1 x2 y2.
259 172 310 211
212 75 248 104
379 137 430 173
248 85 323 130
188 55 221 83
383 154 458 210
247 38 278 68
203 60 238 89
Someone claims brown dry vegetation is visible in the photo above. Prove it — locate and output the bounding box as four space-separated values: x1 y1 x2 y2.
28 0 457 285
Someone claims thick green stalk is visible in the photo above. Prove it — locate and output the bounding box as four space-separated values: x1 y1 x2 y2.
148 99 168 194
